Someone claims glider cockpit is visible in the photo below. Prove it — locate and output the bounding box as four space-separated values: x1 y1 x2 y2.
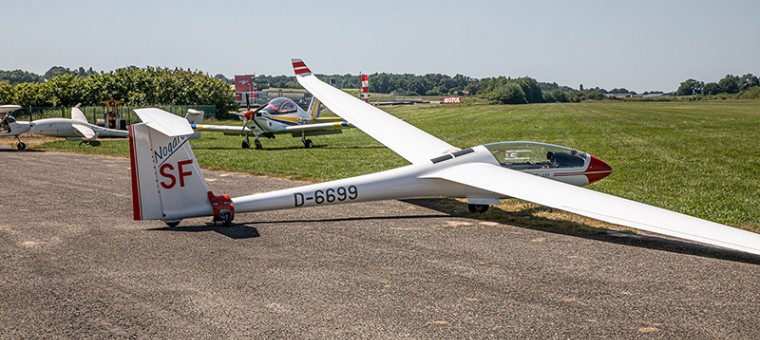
485 142 587 170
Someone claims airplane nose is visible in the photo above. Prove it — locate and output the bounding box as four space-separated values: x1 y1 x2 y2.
586 155 613 184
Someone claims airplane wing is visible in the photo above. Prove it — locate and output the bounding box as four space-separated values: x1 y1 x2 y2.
70 107 88 123
71 124 96 140
425 162 760 256
192 124 252 134
292 58 458 164
0 105 22 115
283 121 350 132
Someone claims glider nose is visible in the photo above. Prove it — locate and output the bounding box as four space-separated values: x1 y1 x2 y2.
586 155 613 184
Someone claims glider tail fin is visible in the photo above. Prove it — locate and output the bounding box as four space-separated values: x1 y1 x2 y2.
130 108 234 224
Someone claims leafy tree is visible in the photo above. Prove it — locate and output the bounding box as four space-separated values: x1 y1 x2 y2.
543 89 570 103
214 74 233 84
44 66 73 80
676 79 704 96
702 82 721 95
0 81 15 103
486 83 527 104
0 70 44 84
738 73 759 91
718 74 740 94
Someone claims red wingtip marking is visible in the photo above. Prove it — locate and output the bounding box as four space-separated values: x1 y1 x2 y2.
128 125 142 220
292 60 311 75
294 68 311 75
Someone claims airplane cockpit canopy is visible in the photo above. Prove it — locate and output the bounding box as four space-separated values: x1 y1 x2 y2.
265 97 298 114
2 115 17 123
0 115 14 133
483 141 588 170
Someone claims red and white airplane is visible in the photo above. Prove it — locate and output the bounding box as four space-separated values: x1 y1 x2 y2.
127 59 760 257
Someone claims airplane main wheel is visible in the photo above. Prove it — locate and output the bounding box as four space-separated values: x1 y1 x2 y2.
219 210 233 226
17 142 26 151
304 139 313 148
242 140 251 149
254 140 263 149
468 204 489 213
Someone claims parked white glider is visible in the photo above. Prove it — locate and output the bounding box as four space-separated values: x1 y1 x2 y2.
0 105 128 150
192 96 349 149
127 59 760 256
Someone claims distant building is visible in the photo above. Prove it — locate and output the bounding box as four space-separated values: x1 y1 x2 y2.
234 75 267 106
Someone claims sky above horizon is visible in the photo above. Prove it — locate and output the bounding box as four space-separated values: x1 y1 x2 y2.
1 0 758 92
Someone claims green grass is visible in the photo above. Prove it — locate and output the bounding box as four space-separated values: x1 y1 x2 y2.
36 101 760 231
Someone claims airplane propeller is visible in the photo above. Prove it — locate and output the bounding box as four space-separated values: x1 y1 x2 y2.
230 105 266 148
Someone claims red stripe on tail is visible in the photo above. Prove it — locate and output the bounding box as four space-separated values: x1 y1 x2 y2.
128 125 142 220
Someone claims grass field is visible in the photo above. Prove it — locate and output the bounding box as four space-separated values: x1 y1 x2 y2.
25 100 760 232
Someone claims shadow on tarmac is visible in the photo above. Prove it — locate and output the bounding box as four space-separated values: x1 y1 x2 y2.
148 224 260 239
148 198 760 265
403 198 760 266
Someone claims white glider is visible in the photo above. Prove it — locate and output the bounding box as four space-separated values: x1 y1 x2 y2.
127 59 760 257
1 105 128 150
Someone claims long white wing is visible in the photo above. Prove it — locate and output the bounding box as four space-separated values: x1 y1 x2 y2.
192 124 252 133
292 58 458 164
283 121 350 132
426 162 760 256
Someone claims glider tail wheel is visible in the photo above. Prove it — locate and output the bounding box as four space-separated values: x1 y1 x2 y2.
209 192 235 226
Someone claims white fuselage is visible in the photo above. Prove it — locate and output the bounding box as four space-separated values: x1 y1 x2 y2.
229 145 591 214
31 118 128 139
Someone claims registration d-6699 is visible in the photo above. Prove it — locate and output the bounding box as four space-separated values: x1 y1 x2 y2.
294 185 358 207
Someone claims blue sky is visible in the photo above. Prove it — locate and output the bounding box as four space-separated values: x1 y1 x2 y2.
2 0 758 92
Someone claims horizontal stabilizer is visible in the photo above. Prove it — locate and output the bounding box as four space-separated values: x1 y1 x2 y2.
71 123 96 140
134 108 194 137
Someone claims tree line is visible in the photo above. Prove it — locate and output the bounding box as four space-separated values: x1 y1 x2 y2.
5 66 760 110
676 74 760 96
0 66 234 112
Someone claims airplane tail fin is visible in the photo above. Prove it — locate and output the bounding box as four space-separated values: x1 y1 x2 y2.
71 105 88 124
184 109 205 124
184 109 205 139
130 108 234 225
306 96 322 118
